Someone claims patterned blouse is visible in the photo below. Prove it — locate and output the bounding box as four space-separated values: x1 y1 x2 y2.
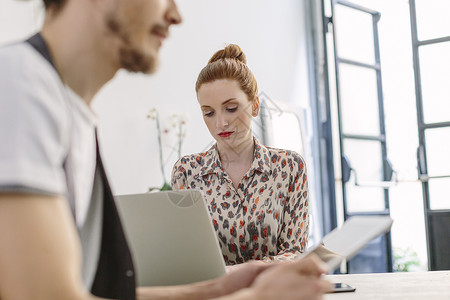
171 138 309 265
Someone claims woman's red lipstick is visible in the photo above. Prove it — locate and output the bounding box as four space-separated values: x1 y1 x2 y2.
218 131 234 138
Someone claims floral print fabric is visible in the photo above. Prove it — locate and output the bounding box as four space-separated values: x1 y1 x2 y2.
171 138 309 265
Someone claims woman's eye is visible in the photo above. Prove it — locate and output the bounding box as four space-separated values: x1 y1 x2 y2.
203 111 214 117
226 106 238 112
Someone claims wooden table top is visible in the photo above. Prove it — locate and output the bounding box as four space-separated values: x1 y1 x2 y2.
324 271 450 300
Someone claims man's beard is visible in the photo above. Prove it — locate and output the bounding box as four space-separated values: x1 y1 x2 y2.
105 13 158 74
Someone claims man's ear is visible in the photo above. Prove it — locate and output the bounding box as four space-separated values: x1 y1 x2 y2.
252 97 260 117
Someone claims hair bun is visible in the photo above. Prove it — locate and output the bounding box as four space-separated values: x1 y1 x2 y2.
208 44 247 64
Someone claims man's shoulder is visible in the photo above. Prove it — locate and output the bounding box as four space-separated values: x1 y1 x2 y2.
0 40 70 113
0 41 58 83
0 42 33 67
0 41 74 143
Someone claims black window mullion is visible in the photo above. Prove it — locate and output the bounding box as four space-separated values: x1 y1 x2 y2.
330 0 393 273
409 0 450 271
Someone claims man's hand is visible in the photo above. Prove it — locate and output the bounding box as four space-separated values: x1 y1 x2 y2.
249 254 333 300
218 261 275 295
137 261 275 300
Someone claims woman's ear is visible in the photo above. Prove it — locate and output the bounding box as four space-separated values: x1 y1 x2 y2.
252 97 260 117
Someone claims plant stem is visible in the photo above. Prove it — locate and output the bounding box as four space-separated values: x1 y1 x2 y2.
178 121 182 159
155 112 167 182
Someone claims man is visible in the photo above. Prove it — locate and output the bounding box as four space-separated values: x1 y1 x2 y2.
0 0 333 299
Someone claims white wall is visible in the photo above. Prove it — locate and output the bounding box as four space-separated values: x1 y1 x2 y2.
0 0 311 196
93 0 310 195
0 0 44 44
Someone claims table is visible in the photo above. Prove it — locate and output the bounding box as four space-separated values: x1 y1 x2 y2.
325 271 450 299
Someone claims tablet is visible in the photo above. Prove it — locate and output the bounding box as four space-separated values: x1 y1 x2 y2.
308 215 393 271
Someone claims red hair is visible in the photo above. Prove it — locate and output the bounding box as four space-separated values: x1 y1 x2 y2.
195 44 258 102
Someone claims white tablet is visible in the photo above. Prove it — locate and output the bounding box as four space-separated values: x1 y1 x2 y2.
308 215 393 271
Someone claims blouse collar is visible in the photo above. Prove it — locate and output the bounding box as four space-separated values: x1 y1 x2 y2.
199 138 272 177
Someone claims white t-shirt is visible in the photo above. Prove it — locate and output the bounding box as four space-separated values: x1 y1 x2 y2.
0 41 101 289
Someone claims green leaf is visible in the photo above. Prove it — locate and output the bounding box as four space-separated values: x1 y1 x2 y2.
160 182 172 191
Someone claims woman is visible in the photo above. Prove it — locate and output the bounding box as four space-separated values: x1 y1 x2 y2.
171 44 310 265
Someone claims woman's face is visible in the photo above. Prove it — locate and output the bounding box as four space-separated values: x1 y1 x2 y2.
197 79 258 150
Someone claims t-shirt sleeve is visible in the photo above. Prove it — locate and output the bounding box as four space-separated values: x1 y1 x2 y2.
0 45 69 195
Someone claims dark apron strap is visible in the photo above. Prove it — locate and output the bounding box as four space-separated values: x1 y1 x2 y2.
26 33 56 69
91 132 136 300
26 33 136 300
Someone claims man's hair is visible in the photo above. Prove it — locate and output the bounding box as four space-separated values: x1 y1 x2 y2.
43 0 66 9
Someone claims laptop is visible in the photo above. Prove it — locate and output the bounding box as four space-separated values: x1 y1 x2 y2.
307 215 394 271
115 190 226 286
